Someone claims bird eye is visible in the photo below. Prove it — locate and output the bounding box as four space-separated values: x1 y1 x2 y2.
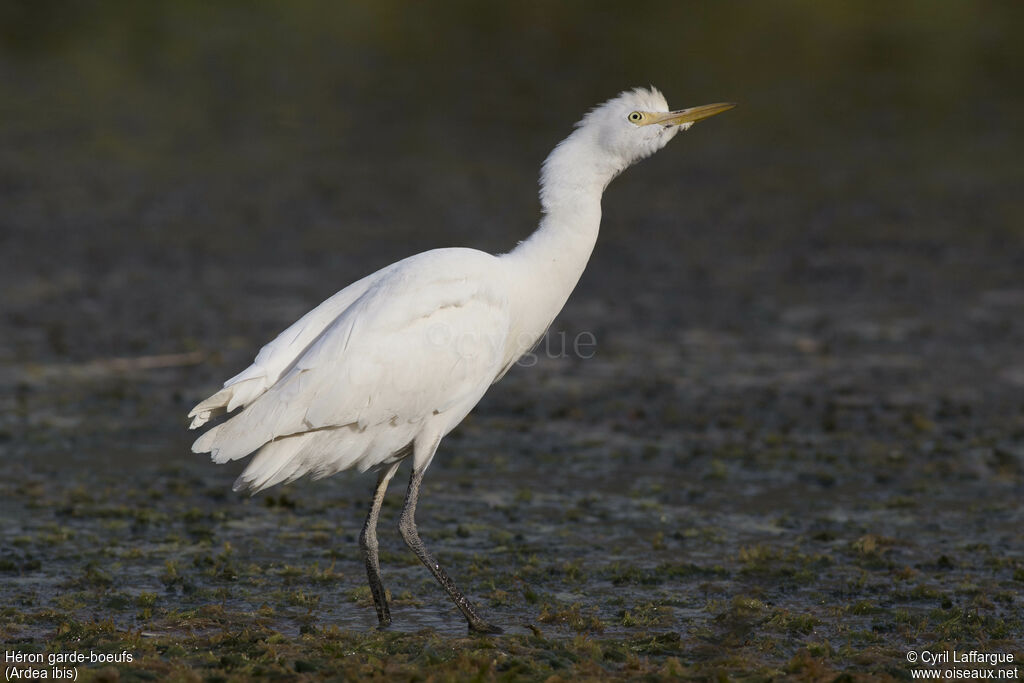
628 111 644 123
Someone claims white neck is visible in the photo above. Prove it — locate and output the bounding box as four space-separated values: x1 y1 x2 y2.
499 128 627 361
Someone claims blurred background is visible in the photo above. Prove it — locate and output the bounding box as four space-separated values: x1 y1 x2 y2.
1 0 1021 674
2 1 1022 363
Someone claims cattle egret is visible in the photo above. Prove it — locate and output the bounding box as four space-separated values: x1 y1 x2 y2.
189 88 734 633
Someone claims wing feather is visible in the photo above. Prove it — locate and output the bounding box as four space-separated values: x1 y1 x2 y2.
187 266 392 428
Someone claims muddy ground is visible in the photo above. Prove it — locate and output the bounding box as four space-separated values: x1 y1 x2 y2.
1 2 1022 680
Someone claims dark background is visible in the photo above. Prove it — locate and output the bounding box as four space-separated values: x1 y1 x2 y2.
1 1 1022 678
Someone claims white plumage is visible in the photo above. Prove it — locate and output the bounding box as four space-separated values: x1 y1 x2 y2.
188 87 733 632
191 249 510 490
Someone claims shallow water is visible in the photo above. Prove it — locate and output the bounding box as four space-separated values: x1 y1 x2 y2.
1 1 1023 678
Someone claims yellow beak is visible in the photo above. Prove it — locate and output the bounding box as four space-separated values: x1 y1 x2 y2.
649 102 736 127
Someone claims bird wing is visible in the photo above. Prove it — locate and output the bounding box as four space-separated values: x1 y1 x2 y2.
187 266 395 428
190 249 511 465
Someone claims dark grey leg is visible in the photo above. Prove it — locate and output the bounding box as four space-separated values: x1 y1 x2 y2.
398 466 503 634
359 461 400 628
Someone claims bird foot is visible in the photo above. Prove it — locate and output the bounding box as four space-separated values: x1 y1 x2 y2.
467 620 504 635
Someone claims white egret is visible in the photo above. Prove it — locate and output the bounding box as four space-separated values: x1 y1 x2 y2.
189 87 734 633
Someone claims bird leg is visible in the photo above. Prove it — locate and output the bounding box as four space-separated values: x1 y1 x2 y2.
398 466 503 634
359 461 400 628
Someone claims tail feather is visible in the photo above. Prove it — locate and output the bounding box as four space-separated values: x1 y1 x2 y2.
191 422 235 463
192 374 420 492
233 436 311 493
190 371 317 463
233 427 375 493
187 377 267 429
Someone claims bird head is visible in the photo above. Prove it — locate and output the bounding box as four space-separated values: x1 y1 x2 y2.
579 87 735 170
539 87 734 211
